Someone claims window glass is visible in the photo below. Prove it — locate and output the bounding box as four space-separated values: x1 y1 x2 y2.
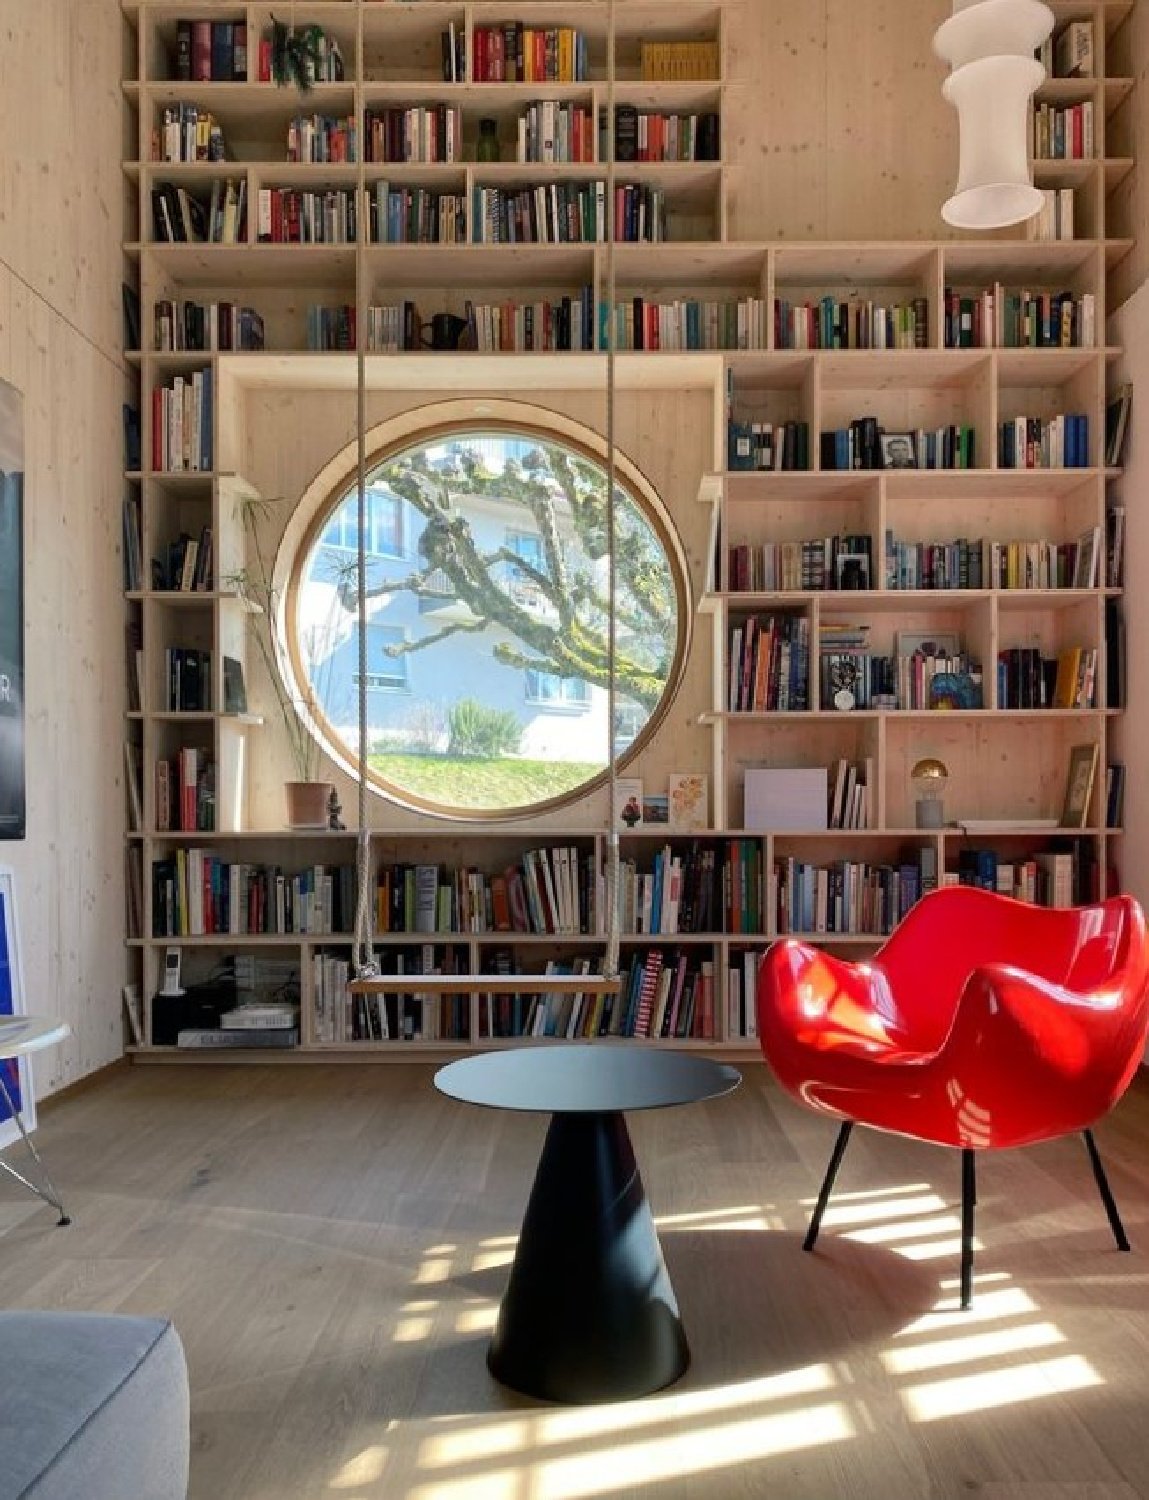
291 424 685 815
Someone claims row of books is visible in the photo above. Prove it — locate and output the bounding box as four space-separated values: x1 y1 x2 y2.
775 851 940 936
613 108 720 164
518 101 594 164
155 527 213 593
254 187 357 244
1026 187 1077 242
471 24 587 83
151 179 245 243
287 114 357 165
995 645 1096 711
465 293 595 353
727 419 811 471
152 369 212 473
154 300 265 353
154 748 215 834
122 498 143 592
313 948 469 1044
376 849 595 937
998 413 1090 469
605 296 768 352
173 18 247 82
819 415 884 471
956 848 1079 905
727 534 873 594
895 649 981 711
774 297 928 352
1033 100 1094 160
943 287 1095 349
366 184 466 244
640 39 720 82
886 534 1090 592
152 856 357 938
616 842 765 936
154 104 225 164
365 106 460 165
163 646 212 712
471 181 668 244
727 614 812 712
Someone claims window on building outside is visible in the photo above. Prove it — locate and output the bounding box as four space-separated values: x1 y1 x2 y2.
286 420 687 817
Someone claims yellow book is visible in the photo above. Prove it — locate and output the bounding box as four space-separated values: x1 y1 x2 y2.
1053 646 1082 708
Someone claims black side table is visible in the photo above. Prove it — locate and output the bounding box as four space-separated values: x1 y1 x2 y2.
435 1044 740 1404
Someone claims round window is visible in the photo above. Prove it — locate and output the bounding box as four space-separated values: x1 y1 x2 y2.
285 415 689 818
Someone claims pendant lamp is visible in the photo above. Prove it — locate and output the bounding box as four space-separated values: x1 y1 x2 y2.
933 0 1054 229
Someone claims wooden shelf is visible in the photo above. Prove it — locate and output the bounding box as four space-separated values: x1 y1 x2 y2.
122 0 1126 1058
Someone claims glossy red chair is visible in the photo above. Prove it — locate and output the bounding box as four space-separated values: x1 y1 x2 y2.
757 886 1149 1307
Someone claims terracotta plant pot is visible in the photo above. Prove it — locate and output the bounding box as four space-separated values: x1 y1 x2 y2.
285 780 331 829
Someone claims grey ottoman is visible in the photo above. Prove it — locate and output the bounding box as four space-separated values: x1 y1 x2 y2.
0 1311 189 1500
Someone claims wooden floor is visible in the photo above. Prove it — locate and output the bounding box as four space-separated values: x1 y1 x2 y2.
3 1062 1149 1500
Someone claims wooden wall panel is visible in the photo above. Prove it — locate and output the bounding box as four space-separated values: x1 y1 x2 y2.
0 0 127 357
237 384 715 835
727 0 957 242
0 0 128 1093
1109 4 1149 307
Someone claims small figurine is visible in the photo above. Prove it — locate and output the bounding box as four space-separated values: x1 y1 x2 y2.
327 788 345 831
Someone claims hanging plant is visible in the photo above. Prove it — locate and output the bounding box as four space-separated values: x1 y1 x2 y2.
269 18 325 92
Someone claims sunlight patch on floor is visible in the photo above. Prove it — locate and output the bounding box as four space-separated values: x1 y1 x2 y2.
328 1444 388 1489
883 1321 1065 1375
903 1354 1102 1421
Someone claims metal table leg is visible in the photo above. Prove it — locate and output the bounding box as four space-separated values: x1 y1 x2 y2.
487 1109 688 1404
0 1067 70 1226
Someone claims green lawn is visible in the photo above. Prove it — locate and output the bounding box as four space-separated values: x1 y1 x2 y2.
369 752 604 807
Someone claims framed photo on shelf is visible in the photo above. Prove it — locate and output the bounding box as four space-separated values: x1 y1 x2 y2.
642 793 669 825
880 431 917 469
894 630 961 660
668 773 708 831
613 776 643 829
0 866 34 1148
1060 742 1099 828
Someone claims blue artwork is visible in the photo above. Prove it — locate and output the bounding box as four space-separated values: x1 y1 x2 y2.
0 378 25 839
0 887 21 1124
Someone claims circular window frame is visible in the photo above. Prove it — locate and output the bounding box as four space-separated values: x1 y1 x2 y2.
277 398 694 822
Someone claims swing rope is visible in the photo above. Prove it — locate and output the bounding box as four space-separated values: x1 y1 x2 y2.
349 0 623 995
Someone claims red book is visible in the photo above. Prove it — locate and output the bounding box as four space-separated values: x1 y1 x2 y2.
191 20 212 81
633 950 664 1038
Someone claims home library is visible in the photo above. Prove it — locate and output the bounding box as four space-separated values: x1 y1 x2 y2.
122 0 1134 1057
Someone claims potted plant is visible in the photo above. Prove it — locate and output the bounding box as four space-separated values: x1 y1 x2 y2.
228 492 347 829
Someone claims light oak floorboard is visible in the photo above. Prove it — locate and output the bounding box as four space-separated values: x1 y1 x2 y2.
2 1064 1149 1500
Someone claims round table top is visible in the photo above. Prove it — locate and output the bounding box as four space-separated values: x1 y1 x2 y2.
435 1043 741 1114
0 1015 70 1061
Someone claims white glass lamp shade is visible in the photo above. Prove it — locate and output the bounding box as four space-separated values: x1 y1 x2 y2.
933 0 1054 70
940 54 1046 229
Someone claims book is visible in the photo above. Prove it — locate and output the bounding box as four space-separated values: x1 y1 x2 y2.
177 1028 299 1048
668 773 708 832
614 776 643 829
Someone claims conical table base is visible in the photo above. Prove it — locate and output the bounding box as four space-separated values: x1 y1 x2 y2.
487 1111 689 1404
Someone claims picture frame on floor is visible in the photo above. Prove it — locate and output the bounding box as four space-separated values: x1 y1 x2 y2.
0 865 35 1148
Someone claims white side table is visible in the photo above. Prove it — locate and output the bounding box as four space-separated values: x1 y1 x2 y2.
0 1016 71 1225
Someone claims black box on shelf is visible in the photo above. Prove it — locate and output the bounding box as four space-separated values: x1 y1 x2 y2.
151 980 236 1046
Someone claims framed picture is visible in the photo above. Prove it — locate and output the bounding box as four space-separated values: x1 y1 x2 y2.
0 378 25 840
880 430 917 469
1061 742 1099 828
0 866 34 1147
641 793 669 825
669 773 709 831
613 776 644 829
835 551 871 591
894 630 961 660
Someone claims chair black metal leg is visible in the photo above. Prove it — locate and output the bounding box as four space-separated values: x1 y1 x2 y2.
804 1121 853 1251
1083 1129 1130 1252
960 1149 976 1310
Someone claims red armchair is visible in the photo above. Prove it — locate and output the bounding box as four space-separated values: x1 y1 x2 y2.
757 886 1149 1307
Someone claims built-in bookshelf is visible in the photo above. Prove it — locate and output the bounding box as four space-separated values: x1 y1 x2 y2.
121 0 1133 1057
